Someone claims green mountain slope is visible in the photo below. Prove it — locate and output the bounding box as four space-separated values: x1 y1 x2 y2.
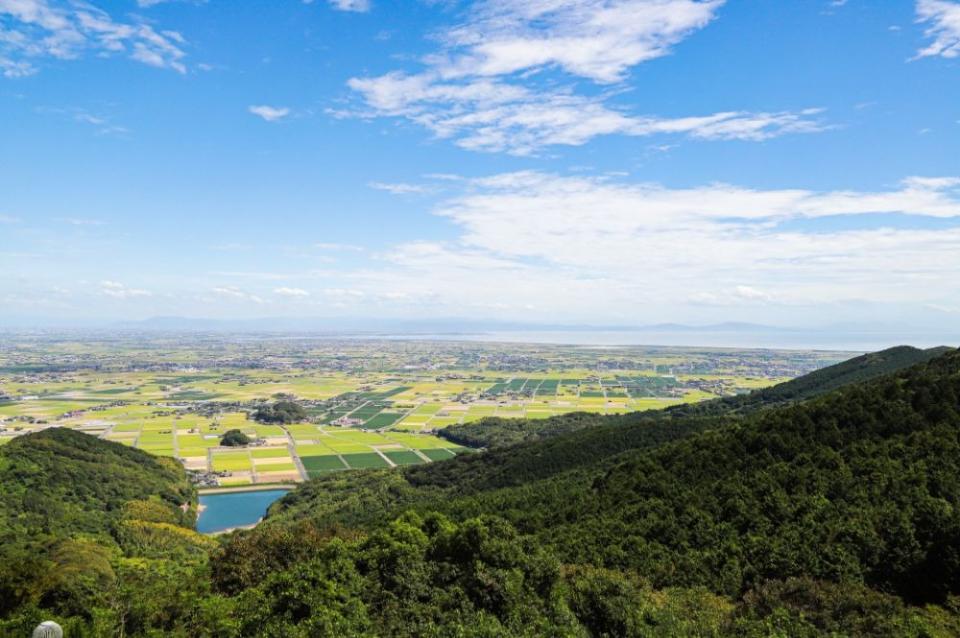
235 348 960 635
0 429 214 635
0 428 195 539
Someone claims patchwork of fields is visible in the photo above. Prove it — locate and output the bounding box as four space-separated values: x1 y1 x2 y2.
0 397 470 486
0 338 850 487
0 369 766 486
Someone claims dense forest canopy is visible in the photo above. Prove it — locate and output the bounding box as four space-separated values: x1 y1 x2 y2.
220 429 251 447
2 346 959 636
253 400 307 424
0 429 215 635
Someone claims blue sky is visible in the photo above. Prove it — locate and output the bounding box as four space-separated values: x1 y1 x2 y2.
1 0 959 330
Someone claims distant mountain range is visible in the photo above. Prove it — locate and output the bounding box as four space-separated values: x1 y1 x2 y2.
114 316 804 334
97 316 953 336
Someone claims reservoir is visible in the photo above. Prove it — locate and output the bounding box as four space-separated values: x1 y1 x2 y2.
196 488 291 534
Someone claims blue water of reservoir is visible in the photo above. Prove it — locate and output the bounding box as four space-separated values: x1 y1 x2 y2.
196 489 290 534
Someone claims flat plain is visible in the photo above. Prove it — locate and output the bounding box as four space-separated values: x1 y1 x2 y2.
0 334 853 487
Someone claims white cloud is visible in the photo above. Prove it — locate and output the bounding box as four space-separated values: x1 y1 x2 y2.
211 286 265 303
74 113 105 126
369 181 431 195
328 0 370 11
274 287 310 297
10 173 960 325
689 286 775 306
209 287 239 297
100 280 151 299
0 214 20 223
438 0 724 84
137 0 204 7
915 0 960 59
424 173 465 181
36 106 130 136
347 73 827 155
732 286 773 302
309 171 960 321
60 217 105 226
342 0 830 154
322 287 365 297
0 57 36 78
0 0 188 76
315 242 364 251
248 105 291 122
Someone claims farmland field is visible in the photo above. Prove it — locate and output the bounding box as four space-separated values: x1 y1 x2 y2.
0 334 852 488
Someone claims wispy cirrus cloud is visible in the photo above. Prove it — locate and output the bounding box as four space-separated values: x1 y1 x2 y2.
435 0 722 84
369 181 432 195
80 118 129 136
274 286 310 297
327 0 370 12
59 217 105 226
315 242 364 251
915 0 960 59
248 105 291 121
100 280 151 299
340 0 829 154
35 106 130 136
690 285 776 306
346 73 828 154
0 0 188 77
211 285 265 303
136 0 206 7
301 0 370 11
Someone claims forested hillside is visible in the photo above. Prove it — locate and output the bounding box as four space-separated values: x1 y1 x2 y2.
3 347 960 636
245 347 960 635
0 429 217 636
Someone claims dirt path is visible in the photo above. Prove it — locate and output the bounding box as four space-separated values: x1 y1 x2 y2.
248 448 258 483
344 400 371 419
373 448 396 468
412 449 433 463
281 424 309 481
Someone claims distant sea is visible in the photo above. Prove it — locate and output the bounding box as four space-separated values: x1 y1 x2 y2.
369 330 959 352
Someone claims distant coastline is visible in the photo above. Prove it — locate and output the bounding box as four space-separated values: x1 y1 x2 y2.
351 330 956 353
